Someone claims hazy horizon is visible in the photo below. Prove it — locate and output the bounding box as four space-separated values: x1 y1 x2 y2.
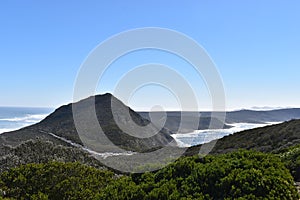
0 96 299 112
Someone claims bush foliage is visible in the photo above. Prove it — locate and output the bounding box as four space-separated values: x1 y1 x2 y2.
0 150 298 199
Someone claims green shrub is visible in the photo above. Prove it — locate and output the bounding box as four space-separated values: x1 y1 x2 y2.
0 150 298 199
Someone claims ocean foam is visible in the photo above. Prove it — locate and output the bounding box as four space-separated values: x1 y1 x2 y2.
0 114 49 134
0 127 23 134
0 114 48 123
172 122 281 147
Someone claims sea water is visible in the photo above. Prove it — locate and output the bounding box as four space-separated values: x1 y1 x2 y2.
0 107 53 134
172 122 281 147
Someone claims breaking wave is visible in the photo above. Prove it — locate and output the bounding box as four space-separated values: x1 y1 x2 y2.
0 114 48 123
0 107 52 134
172 122 281 147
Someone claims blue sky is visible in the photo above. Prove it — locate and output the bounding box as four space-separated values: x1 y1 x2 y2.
0 1 299 110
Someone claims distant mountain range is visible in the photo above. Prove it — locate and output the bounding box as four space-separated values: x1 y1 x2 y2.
138 112 232 133
222 108 300 123
139 108 300 129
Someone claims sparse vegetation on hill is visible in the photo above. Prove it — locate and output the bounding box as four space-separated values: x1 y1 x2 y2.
0 139 104 173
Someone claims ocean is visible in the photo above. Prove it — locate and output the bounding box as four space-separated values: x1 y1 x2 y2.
0 107 54 134
172 122 281 147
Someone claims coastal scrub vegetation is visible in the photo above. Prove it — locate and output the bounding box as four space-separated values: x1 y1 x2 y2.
0 150 298 199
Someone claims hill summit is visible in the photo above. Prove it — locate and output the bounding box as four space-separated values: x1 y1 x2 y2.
0 93 175 153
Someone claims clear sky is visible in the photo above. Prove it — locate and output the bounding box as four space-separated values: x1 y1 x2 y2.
0 1 299 111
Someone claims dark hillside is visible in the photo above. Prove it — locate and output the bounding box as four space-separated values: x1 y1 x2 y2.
0 93 175 153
